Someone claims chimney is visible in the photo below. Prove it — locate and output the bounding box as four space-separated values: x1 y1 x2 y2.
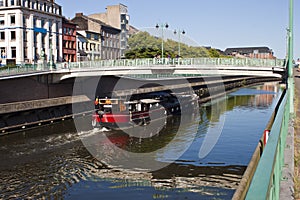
76 13 83 17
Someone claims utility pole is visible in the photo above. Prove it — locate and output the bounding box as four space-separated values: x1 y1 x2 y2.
288 0 294 77
288 0 294 114
156 23 169 59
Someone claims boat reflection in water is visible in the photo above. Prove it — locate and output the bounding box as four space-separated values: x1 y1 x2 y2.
75 108 241 200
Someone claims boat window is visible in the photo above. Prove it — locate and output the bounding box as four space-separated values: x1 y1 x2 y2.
129 104 136 112
119 103 126 112
137 104 142 111
143 104 148 111
104 108 111 113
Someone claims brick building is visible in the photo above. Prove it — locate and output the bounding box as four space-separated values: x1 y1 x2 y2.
62 17 76 62
224 47 275 59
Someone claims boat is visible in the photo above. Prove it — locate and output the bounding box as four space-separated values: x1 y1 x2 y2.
92 91 198 130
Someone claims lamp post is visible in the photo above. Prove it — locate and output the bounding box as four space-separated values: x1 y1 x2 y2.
156 23 169 59
49 34 53 70
174 29 185 57
288 0 293 78
288 0 294 115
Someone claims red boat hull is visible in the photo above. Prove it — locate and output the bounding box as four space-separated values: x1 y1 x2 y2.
92 108 166 129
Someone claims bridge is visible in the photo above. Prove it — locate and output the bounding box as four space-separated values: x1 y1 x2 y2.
0 57 285 80
0 56 294 199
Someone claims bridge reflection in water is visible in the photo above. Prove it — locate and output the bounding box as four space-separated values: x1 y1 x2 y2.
0 82 282 199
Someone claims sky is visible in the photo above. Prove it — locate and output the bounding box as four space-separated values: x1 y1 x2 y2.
56 0 299 59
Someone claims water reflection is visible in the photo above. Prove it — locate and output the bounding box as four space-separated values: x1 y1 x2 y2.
0 82 282 199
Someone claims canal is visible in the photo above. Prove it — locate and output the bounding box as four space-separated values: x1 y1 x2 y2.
0 82 282 199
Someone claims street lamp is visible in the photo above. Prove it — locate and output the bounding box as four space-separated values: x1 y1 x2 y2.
49 34 53 70
156 23 169 59
174 29 185 58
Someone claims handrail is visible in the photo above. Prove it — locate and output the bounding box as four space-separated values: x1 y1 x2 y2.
0 57 285 77
60 58 284 69
245 89 289 199
233 89 285 199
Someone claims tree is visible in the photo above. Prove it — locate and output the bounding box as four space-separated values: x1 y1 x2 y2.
208 48 221 58
126 31 214 59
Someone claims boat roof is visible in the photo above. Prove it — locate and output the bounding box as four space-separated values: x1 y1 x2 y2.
124 99 160 104
139 99 161 104
124 100 139 104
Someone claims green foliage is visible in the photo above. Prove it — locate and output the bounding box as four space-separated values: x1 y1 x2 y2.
208 48 221 57
126 31 215 59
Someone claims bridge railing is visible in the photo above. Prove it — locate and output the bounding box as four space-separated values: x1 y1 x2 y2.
245 87 290 199
57 57 285 70
0 57 285 76
0 63 50 76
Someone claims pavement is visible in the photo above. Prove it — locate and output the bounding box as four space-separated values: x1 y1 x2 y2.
280 69 299 200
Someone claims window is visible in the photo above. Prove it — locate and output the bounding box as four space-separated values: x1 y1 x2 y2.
48 20 52 32
10 15 15 24
24 47 27 59
94 34 99 41
0 47 6 58
23 30 27 41
0 0 3 6
41 19 45 28
0 15 4 25
0 31 5 40
11 31 16 40
87 33 91 39
11 47 16 58
10 0 14 6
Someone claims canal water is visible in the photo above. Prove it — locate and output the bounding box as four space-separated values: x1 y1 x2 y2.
0 82 282 199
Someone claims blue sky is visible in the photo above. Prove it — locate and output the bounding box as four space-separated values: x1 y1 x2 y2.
57 0 299 59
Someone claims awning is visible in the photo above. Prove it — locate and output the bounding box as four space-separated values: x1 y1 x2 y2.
78 36 87 43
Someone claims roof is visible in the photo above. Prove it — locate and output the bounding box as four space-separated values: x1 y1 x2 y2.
139 99 160 104
224 47 273 55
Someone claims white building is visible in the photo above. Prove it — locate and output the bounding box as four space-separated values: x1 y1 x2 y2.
0 0 63 65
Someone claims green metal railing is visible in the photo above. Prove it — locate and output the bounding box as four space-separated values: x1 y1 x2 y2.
0 63 50 76
59 57 285 70
245 88 290 199
245 0 294 198
0 57 285 77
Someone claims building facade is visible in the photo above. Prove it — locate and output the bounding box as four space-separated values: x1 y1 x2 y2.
71 12 120 61
224 47 275 59
88 4 129 58
0 0 63 65
62 17 76 62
